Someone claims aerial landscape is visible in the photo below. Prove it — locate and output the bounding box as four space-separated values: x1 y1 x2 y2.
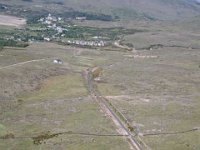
0 0 200 150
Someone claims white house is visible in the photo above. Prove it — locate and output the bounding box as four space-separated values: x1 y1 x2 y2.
76 17 86 20
44 37 50 41
53 59 63 64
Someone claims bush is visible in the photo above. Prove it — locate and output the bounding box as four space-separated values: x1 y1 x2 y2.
0 38 29 48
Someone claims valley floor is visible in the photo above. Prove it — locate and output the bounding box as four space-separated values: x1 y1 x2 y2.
0 19 200 150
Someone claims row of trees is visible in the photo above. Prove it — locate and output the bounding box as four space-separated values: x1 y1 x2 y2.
0 38 29 49
26 10 116 24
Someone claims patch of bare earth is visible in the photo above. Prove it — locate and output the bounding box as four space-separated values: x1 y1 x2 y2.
0 15 26 27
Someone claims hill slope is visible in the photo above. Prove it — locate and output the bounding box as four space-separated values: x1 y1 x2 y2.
1 0 200 20
60 0 200 20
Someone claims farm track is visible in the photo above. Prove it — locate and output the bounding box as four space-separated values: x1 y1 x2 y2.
0 59 47 70
114 41 133 51
82 69 147 150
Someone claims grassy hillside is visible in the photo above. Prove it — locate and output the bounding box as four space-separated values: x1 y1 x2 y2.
60 0 200 20
1 0 200 20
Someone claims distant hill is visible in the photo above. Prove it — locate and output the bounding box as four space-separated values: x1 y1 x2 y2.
176 15 200 32
60 0 200 20
1 0 200 20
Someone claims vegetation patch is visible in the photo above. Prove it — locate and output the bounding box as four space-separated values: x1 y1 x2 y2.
97 83 123 96
32 131 60 145
0 38 29 49
0 124 7 137
27 74 87 100
0 133 15 139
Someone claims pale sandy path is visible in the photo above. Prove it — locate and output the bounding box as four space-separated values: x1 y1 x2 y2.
0 59 47 70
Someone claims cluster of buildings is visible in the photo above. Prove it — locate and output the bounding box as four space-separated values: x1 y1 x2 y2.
36 14 107 47
124 54 158 59
38 14 66 33
38 14 67 41
38 14 62 25
67 40 106 47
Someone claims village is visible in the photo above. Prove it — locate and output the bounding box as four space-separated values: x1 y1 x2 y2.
38 14 107 47
0 13 108 48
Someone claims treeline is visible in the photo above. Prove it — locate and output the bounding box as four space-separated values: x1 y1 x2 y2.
25 11 49 24
62 11 115 21
25 10 117 24
0 38 29 48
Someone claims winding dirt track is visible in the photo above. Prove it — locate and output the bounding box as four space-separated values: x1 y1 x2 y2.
0 59 47 70
83 69 145 150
